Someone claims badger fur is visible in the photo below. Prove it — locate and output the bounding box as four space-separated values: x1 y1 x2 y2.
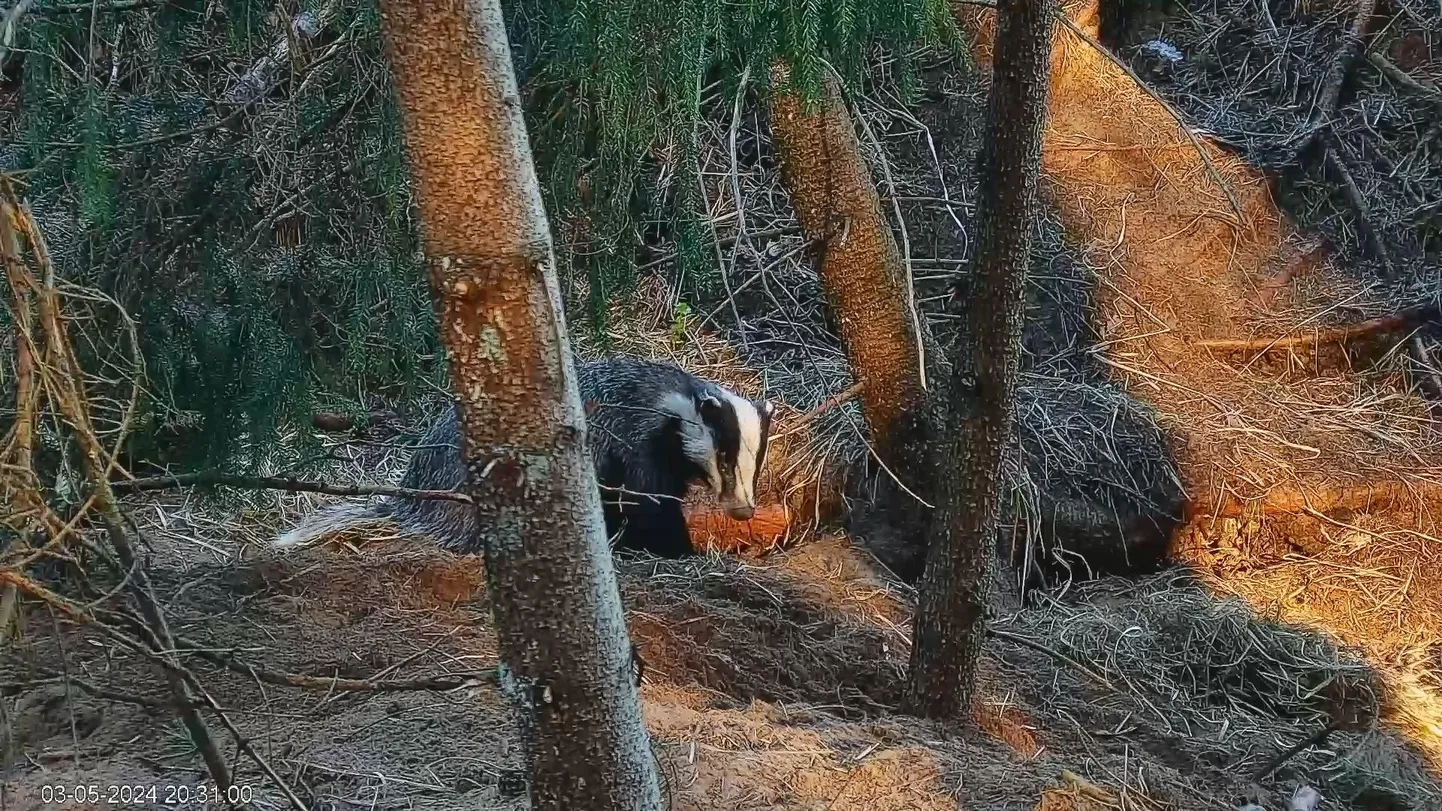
274 357 775 558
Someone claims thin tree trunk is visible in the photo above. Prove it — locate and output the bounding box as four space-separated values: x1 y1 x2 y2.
767 64 926 466
375 1 662 808
905 0 1056 722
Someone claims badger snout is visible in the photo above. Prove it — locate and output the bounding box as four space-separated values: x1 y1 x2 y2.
726 504 756 521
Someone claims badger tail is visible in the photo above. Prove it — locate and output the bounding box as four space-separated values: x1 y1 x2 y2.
273 500 393 550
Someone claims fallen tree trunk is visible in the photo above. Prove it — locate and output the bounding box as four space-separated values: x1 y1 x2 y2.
685 504 792 555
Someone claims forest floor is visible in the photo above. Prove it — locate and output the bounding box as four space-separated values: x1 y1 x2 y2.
5 0 1442 809
957 0 1442 771
4 481 1438 811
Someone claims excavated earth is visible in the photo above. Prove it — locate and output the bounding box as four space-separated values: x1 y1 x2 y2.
956 0 1442 765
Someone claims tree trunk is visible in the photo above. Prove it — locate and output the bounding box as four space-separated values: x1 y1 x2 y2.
767 63 926 466
375 1 662 808
905 0 1056 722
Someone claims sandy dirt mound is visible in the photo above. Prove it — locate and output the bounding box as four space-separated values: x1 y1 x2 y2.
953 0 1442 765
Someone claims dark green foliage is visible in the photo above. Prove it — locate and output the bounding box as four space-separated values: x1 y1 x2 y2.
2 0 959 473
506 0 960 328
3 0 439 473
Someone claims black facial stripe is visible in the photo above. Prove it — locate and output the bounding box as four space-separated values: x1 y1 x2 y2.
752 400 773 491
702 394 742 487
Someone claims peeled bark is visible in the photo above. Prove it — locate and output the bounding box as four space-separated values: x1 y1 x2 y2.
906 0 1057 721
767 64 926 465
375 1 662 807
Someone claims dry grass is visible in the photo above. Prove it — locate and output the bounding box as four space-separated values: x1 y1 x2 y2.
14 492 1442 809
7 15 1442 811
953 0 1442 783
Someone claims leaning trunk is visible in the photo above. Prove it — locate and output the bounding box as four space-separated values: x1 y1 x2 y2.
905 0 1057 721
376 1 662 808
767 64 926 466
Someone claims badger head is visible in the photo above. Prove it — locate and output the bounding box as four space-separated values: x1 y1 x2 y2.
669 386 774 521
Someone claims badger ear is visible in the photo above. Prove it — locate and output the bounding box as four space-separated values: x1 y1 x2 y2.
760 400 775 417
697 394 723 420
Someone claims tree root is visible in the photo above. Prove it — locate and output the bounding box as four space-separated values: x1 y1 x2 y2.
1322 135 1394 273
1197 480 1442 521
1252 720 1343 782
1194 304 1438 354
1290 0 1380 162
1409 335 1442 416
1366 51 1442 100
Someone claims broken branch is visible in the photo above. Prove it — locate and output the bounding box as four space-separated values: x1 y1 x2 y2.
1194 305 1436 353
108 470 475 504
177 640 497 693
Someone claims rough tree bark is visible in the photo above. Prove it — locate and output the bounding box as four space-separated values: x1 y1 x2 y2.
375 0 662 807
767 64 927 467
905 0 1057 721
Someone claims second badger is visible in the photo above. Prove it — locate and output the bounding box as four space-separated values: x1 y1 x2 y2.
275 357 775 557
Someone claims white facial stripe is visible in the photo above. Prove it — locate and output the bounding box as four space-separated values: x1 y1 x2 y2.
661 391 721 492
719 389 762 508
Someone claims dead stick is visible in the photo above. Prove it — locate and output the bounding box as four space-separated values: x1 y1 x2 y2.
199 692 310 811
34 0 165 13
116 609 310 811
990 627 1117 692
1411 336 1442 414
108 470 475 504
1292 0 1380 160
17 581 309 811
1252 720 1342 781
779 382 866 437
0 199 39 640
1366 51 1442 99
17 201 237 797
1059 769 1117 804
1323 135 1394 273
178 641 496 692
1194 306 1435 352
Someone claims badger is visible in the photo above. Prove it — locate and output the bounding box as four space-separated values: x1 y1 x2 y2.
274 357 776 558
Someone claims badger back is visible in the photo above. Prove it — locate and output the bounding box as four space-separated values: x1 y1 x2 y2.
576 360 704 492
